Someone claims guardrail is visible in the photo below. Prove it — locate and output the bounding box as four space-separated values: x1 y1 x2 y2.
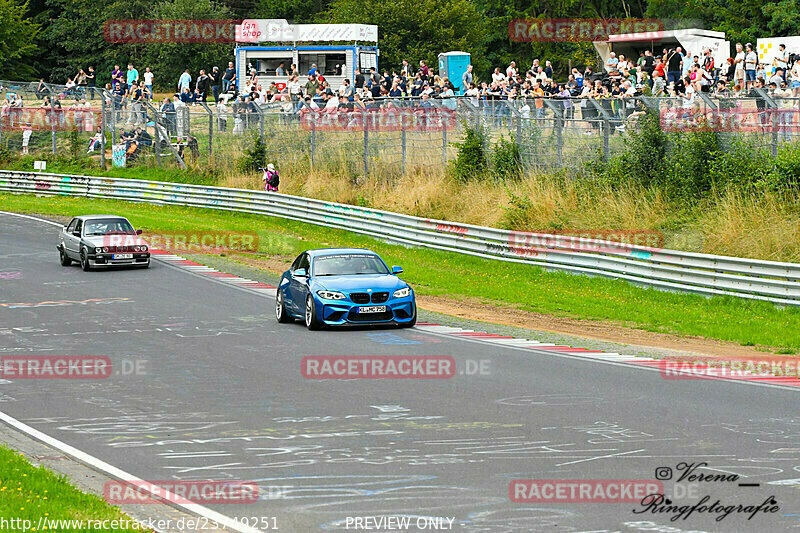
3 170 800 306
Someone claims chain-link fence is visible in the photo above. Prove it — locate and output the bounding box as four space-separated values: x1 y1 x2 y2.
1 79 799 174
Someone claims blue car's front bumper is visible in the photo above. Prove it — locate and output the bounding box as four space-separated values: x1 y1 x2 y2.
314 295 415 325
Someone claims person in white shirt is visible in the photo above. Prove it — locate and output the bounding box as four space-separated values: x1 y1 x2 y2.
491 68 506 83
323 92 339 112
464 82 480 106
791 61 800 99
143 68 154 101
506 61 517 79
734 43 746 88
617 54 628 72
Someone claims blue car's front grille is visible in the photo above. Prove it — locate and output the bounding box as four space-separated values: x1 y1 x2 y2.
371 292 389 303
350 292 370 304
347 310 394 322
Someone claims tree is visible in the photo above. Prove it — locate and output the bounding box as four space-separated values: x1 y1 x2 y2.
0 0 40 79
321 0 488 76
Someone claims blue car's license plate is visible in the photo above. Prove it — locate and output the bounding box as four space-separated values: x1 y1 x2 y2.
357 306 387 314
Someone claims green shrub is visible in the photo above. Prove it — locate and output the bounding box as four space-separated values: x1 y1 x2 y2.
237 133 268 172
769 140 800 190
492 135 521 180
708 138 771 192
450 120 488 181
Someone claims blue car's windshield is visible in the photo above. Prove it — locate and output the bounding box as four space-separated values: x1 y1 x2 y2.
313 254 389 276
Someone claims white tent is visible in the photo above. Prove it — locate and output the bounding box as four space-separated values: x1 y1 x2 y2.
593 28 729 70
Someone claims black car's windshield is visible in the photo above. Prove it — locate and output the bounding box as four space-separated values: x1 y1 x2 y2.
313 254 389 276
83 218 136 236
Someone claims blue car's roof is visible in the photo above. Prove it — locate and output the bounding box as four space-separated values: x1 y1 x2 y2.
307 248 378 258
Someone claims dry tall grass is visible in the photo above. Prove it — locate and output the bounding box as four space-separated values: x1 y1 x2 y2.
213 140 800 262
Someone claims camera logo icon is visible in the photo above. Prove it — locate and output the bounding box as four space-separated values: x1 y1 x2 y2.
655 467 673 480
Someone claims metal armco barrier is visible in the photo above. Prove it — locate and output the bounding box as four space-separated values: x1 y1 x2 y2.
3 170 800 306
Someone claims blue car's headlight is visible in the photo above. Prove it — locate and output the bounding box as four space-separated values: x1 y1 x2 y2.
393 287 411 298
317 290 346 300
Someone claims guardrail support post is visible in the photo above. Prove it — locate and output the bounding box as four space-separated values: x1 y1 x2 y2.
603 116 610 161
310 116 316 168
442 121 448 166
401 118 406 175
100 96 107 170
363 113 369 176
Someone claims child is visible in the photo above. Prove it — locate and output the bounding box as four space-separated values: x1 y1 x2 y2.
262 163 279 192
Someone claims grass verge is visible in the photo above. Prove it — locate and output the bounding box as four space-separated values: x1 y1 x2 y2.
0 445 149 532
3 192 799 352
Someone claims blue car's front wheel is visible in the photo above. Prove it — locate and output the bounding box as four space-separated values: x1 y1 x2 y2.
305 295 321 330
275 289 292 323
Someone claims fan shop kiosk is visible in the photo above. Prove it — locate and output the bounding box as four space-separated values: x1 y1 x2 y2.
235 20 379 92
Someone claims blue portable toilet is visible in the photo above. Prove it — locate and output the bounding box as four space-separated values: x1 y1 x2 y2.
438 51 471 94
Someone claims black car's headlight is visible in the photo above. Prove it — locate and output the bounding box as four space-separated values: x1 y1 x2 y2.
95 247 102 253
393 287 411 298
103 247 109 253
317 290 346 300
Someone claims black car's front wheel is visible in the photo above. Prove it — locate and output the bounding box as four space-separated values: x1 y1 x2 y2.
80 248 91 271
305 295 321 330
275 289 291 323
59 247 72 266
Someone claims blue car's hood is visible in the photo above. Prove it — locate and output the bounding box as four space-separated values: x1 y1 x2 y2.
315 274 406 292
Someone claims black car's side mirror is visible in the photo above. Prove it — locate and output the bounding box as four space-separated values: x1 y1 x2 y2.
136 229 143 235
72 231 81 237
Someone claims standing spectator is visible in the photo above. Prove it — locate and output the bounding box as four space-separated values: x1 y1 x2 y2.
161 97 176 136
419 60 429 78
491 68 505 83
643 50 655 78
775 44 789 79
462 65 473 91
401 59 411 78
276 61 286 77
791 59 800 99
126 64 139 89
178 69 192 93
223 61 236 93
143 67 154 101
506 61 517 79
196 69 210 102
127 81 143 126
210 66 222 103
744 43 758 90
733 43 745 86
354 68 365 95
247 68 258 91
544 60 553 79
86 67 96 100
112 64 124 90
308 63 318 76
702 49 715 79
666 48 682 84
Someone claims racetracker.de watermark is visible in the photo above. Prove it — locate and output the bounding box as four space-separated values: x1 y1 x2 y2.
508 229 663 257
661 107 800 133
103 20 240 43
509 18 664 42
133 231 258 254
0 356 113 379
660 359 800 380
103 480 259 505
301 356 456 379
510 479 664 503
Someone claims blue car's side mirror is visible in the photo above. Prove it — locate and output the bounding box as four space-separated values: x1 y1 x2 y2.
294 268 307 278
391 266 403 274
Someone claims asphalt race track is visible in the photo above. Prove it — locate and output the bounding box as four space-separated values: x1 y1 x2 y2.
1 211 799 532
